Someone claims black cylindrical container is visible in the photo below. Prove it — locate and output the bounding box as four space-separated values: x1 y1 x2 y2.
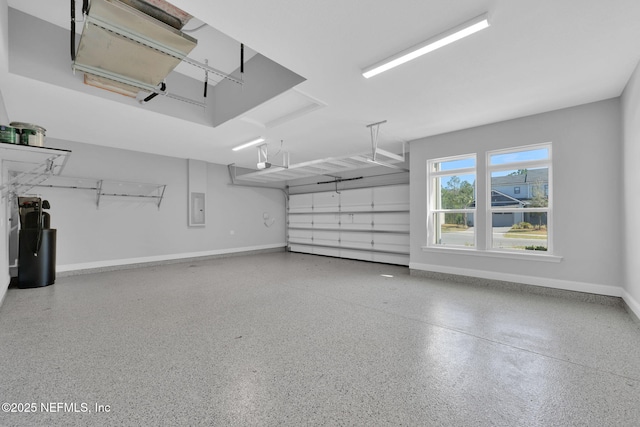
18 229 57 288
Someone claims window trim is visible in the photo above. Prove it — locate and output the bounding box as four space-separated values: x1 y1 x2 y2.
486 143 553 254
426 154 477 248
421 245 563 262
423 143 556 259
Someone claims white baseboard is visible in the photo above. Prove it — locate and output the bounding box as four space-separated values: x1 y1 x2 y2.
57 243 286 274
622 289 640 322
409 262 623 297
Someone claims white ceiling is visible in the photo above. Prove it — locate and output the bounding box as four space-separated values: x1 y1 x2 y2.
3 0 640 170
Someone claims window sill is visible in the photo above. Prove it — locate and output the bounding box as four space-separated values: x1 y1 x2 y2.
421 246 563 263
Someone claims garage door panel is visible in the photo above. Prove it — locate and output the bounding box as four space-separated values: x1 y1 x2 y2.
373 212 410 232
341 212 372 229
312 229 339 247
340 188 373 212
373 236 410 253
341 249 373 262
288 229 313 245
373 185 409 211
314 246 340 257
374 233 410 245
314 213 340 228
288 213 313 227
289 244 312 254
341 231 373 249
289 193 313 213
313 192 340 212
288 185 409 266
373 252 409 265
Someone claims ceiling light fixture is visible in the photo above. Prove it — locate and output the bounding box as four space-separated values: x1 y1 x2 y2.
362 13 490 79
232 137 265 151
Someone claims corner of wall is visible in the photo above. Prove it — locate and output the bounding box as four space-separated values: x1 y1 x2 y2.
622 289 640 324
621 57 640 312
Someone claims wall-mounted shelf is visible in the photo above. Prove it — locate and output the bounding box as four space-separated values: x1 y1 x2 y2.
0 142 71 201
95 179 166 209
32 175 167 209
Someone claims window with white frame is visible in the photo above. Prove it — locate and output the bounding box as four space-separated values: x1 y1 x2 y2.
426 143 552 255
488 143 551 252
427 155 476 247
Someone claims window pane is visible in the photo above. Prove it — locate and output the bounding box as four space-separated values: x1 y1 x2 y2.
490 147 549 166
490 167 548 208
434 213 475 247
492 213 548 251
437 174 475 209
434 157 476 172
429 155 476 249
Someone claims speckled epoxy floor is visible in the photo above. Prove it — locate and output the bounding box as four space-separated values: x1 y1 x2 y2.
0 252 639 426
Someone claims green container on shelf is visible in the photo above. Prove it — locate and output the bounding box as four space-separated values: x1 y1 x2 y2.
0 125 18 144
10 122 46 147
20 128 36 145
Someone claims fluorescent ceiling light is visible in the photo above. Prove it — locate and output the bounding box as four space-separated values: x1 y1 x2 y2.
362 13 490 79
232 137 265 151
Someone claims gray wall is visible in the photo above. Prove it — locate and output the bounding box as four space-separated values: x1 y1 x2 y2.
26 140 285 271
622 60 640 315
409 99 623 296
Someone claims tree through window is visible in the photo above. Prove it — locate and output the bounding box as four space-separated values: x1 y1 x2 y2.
427 155 476 247
426 143 553 254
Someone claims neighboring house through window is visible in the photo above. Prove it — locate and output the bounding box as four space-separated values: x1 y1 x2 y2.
488 144 551 251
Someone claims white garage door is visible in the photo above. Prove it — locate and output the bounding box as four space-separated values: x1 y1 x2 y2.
288 185 409 265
